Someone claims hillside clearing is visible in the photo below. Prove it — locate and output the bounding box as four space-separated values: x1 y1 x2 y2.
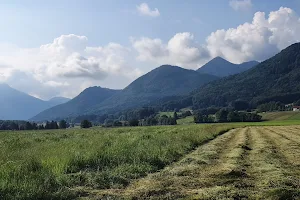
260 111 300 121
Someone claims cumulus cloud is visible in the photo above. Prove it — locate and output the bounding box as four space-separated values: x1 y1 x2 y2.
132 32 209 68
206 7 300 63
1 7 300 99
136 3 160 17
0 34 140 99
229 0 252 11
132 7 300 66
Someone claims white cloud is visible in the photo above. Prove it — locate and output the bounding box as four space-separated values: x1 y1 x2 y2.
229 0 252 11
132 32 209 68
136 3 160 17
1 7 300 99
0 35 141 99
206 7 300 63
133 7 300 65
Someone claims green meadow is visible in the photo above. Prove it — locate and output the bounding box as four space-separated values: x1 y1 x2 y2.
1 116 300 199
0 124 237 199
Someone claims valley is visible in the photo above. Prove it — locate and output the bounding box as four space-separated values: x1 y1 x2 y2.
2 2 300 200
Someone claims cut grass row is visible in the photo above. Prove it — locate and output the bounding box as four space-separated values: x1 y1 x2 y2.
112 126 300 199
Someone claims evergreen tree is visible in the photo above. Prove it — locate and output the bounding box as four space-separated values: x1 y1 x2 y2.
45 121 51 129
25 122 33 130
59 120 67 129
215 109 229 122
80 120 92 128
173 112 178 120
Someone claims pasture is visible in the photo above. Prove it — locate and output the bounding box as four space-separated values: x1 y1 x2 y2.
0 122 299 199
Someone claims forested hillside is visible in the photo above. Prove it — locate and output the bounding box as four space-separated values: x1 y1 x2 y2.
162 43 300 110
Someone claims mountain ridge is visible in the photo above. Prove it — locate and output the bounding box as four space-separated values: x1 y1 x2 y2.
167 42 300 110
31 86 120 121
0 84 68 120
197 56 259 77
32 65 219 120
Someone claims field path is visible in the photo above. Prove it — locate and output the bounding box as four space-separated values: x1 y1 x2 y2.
83 126 300 200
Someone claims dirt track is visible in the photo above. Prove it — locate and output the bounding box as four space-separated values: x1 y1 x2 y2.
85 126 300 199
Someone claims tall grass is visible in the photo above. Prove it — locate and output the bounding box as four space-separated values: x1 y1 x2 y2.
0 124 237 199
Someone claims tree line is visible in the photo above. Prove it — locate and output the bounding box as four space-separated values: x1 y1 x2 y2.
194 108 262 123
0 120 68 130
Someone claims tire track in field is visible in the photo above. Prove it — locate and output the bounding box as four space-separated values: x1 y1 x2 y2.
247 127 300 199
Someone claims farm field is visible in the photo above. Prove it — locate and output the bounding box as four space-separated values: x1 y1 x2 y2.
0 124 237 199
0 122 300 199
260 111 300 121
91 126 300 199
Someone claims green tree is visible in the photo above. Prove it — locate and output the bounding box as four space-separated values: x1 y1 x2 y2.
45 121 51 129
113 120 122 127
129 119 139 126
231 100 249 111
173 112 178 120
227 111 239 122
215 109 229 122
38 124 44 130
25 122 33 130
10 122 19 130
59 120 67 129
50 121 58 129
80 120 92 128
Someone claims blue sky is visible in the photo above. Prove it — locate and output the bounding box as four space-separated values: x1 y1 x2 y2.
0 0 300 99
1 0 298 47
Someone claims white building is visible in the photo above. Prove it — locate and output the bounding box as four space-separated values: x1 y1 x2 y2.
293 106 300 111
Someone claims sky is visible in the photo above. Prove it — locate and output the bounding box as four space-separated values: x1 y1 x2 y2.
0 0 300 99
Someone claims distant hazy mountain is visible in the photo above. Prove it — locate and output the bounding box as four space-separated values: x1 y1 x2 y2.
31 86 120 121
197 57 259 77
48 97 70 105
87 65 219 115
0 84 67 120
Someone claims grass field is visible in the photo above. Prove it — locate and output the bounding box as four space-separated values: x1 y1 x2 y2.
108 126 300 200
1 121 300 199
0 124 238 199
260 111 300 121
177 116 194 125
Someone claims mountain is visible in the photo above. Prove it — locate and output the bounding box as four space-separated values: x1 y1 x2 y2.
48 97 70 105
182 43 300 109
0 84 66 120
197 57 259 77
86 65 219 114
31 86 120 121
32 65 219 121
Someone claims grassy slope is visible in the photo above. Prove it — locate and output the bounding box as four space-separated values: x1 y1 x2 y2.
177 116 194 125
260 111 300 121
